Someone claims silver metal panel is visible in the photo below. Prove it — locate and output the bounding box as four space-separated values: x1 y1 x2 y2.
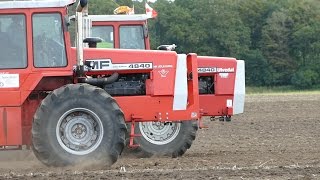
173 54 188 111
88 14 149 22
233 60 245 115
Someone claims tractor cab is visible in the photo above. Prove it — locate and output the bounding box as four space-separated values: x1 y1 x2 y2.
86 13 177 51
0 0 75 100
88 14 150 50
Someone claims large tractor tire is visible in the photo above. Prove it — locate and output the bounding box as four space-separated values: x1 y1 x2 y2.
31 84 127 167
128 121 198 158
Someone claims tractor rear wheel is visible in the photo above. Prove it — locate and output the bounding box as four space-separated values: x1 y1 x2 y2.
31 84 126 167
129 121 198 158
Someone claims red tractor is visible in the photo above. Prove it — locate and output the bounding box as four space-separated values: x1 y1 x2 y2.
87 13 245 156
0 0 245 167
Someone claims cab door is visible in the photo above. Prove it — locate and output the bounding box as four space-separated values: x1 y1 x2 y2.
0 13 28 145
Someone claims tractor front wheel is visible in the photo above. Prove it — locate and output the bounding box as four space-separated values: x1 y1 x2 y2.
31 84 126 167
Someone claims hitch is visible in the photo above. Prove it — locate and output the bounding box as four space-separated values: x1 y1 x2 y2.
219 115 231 122
198 118 208 129
128 115 142 148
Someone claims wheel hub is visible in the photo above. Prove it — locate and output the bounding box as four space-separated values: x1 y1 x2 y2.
71 123 87 139
139 122 181 145
56 108 104 155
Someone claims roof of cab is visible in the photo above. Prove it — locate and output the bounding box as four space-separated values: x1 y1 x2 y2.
89 14 150 22
0 0 76 9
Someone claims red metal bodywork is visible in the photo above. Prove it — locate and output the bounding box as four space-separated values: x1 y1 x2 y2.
90 16 239 117
197 56 237 117
0 7 199 147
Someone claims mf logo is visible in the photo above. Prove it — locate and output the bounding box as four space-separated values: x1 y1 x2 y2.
85 59 111 70
158 69 169 77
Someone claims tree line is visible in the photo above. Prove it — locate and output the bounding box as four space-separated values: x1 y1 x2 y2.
82 0 320 89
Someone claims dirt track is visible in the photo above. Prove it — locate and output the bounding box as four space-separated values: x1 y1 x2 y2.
0 94 320 179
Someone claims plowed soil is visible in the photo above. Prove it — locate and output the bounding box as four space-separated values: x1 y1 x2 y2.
1 94 320 179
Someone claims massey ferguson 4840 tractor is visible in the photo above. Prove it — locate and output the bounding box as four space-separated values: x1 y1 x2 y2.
0 0 245 167
88 13 245 156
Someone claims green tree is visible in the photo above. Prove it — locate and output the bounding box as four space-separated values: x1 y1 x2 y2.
68 0 320 89
291 69 319 89
89 0 118 15
261 9 295 85
289 1 320 68
241 50 272 86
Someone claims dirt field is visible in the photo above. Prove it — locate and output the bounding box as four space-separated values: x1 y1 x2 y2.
0 94 319 179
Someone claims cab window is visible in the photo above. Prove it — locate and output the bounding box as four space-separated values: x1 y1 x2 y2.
91 26 114 48
0 14 27 69
32 13 67 68
119 25 145 49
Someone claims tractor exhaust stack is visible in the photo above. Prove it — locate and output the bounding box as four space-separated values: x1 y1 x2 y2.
75 0 88 77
